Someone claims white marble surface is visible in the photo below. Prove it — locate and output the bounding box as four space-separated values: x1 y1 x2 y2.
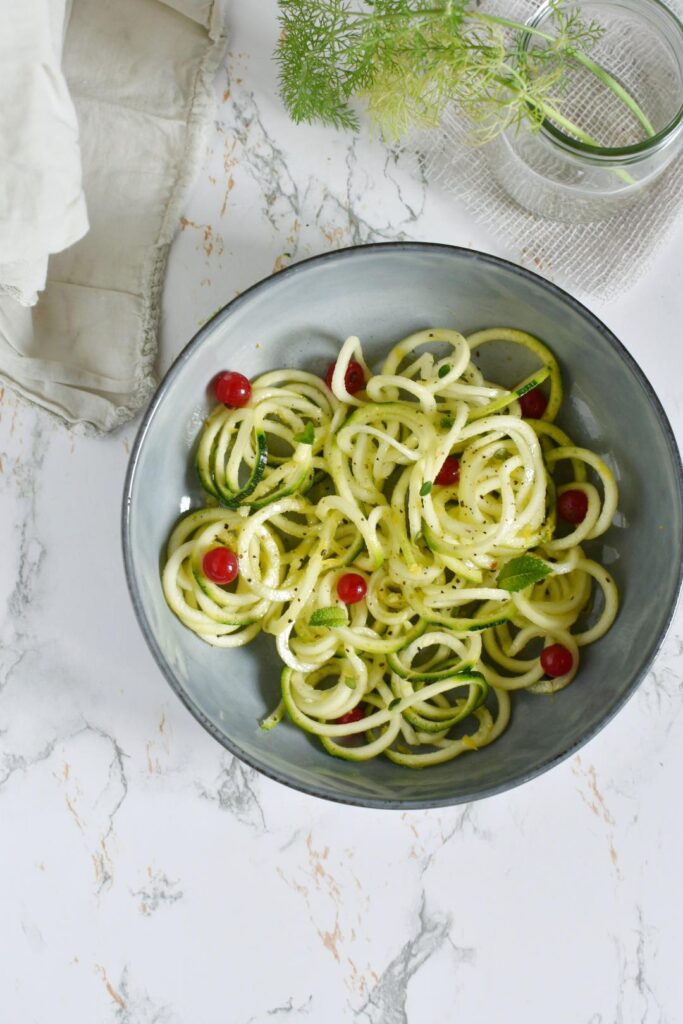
2 3 683 1022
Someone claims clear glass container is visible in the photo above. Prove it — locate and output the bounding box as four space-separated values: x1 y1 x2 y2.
487 0 683 222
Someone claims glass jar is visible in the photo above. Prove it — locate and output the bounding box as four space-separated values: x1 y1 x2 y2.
487 0 683 222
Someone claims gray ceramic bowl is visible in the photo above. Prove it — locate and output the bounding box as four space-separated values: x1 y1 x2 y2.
122 243 683 808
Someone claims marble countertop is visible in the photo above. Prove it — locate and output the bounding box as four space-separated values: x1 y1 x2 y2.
2 4 683 1022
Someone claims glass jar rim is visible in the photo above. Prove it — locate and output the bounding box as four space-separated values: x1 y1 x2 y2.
524 0 683 160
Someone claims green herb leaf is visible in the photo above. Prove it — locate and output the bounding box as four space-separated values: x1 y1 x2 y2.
308 606 349 627
497 555 552 593
440 416 454 429
294 422 315 445
419 481 433 497
274 0 625 150
388 698 402 711
438 364 451 378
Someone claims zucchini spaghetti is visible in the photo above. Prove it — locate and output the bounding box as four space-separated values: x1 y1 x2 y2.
162 328 618 767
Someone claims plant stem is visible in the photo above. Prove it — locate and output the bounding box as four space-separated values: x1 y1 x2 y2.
571 51 655 135
497 61 636 184
348 5 655 141
470 11 655 140
536 102 635 182
540 103 605 144
471 11 555 41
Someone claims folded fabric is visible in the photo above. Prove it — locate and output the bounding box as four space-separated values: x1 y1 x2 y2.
0 0 88 306
0 0 228 431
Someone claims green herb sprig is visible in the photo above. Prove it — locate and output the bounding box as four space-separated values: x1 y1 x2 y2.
276 0 653 146
497 554 552 592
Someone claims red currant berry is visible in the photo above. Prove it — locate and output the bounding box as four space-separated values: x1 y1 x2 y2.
558 489 589 525
540 643 574 678
214 371 251 408
334 706 365 726
435 456 460 487
325 360 366 395
202 547 239 585
519 386 548 419
337 573 367 604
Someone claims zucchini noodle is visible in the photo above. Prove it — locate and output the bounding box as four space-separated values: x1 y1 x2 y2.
162 328 619 768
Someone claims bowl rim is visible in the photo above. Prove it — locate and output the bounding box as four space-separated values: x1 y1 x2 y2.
121 241 683 810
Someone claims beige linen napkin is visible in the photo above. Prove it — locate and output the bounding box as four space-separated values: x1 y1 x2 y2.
0 0 228 431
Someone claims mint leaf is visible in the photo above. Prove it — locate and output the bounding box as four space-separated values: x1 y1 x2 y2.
294 422 315 445
498 555 552 593
438 364 451 378
388 698 402 711
308 606 349 627
419 481 433 497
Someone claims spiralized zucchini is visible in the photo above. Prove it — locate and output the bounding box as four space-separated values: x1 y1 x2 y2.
162 329 619 767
